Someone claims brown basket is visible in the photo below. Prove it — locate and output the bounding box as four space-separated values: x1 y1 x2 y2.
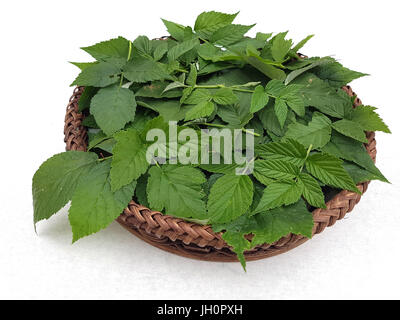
64 86 376 262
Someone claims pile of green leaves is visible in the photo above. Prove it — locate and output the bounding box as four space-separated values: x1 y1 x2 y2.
33 11 390 270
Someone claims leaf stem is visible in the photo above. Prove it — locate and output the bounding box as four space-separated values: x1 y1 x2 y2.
97 156 113 162
232 88 254 93
237 157 256 175
127 41 132 61
200 123 260 137
194 84 255 94
200 122 226 128
175 68 189 73
241 128 261 137
194 84 225 89
299 144 313 172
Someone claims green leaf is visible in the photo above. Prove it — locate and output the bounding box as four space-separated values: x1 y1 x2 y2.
222 231 251 270
81 37 130 68
271 32 293 62
218 198 313 270
276 83 304 104
293 73 352 118
245 54 286 81
292 34 314 53
265 79 285 96
132 36 152 56
332 119 368 143
255 139 307 166
198 61 236 75
90 86 137 136
286 58 315 70
210 24 255 46
211 88 238 105
203 173 224 199
69 159 136 242
187 64 197 86
82 114 99 128
184 100 215 121
135 81 182 98
251 199 313 245
252 171 275 186
147 165 207 219
282 91 305 117
348 105 391 133
94 139 115 154
321 131 388 183
167 38 199 62
153 41 168 61
254 159 300 181
285 112 332 148
298 173 326 208
78 86 98 112
253 180 303 214
194 11 238 39
217 103 253 127
342 161 381 184
250 181 266 212
306 153 360 193
33 151 98 224
180 86 194 104
71 62 120 87
314 61 368 88
162 81 186 93
274 98 288 128
135 173 149 207
110 129 149 192
285 57 333 85
138 99 189 121
70 61 98 70
250 85 269 113
140 115 170 139
123 56 172 83
256 32 273 42
184 89 211 104
161 19 185 42
199 163 239 175
207 174 254 223
88 131 108 150
198 42 226 61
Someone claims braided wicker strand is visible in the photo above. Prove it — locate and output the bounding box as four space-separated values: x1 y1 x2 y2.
64 86 376 262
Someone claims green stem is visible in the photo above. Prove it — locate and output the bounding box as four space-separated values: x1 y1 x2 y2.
241 128 261 137
127 41 132 61
232 88 254 93
98 156 113 162
154 159 161 168
194 84 225 89
200 122 226 128
299 144 313 172
200 123 260 137
237 157 256 175
176 68 189 73
194 84 255 94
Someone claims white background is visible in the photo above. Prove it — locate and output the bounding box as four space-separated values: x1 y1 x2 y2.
1 0 400 300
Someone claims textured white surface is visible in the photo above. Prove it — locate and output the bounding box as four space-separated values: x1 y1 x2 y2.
1 0 400 300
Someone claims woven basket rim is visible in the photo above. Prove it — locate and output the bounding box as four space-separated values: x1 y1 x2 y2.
64 85 376 262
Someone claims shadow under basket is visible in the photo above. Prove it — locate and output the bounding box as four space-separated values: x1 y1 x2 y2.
64 86 377 263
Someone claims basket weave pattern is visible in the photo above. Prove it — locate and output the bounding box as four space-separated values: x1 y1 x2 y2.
64 86 376 262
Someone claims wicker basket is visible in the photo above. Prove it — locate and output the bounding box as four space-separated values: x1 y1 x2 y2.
64 85 376 262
